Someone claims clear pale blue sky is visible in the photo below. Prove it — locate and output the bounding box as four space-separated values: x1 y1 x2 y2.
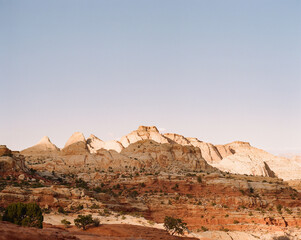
1 0 300 153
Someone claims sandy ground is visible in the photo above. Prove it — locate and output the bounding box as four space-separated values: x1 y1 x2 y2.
44 212 301 240
44 212 165 229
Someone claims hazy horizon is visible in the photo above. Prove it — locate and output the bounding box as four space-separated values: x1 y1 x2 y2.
1 0 300 153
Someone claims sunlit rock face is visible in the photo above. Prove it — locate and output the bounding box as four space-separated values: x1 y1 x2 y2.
61 132 89 155
86 134 124 153
120 126 170 148
19 125 301 180
0 146 27 172
21 136 59 156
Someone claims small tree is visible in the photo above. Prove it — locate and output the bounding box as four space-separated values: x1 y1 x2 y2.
3 202 43 228
61 219 71 228
164 216 187 235
74 214 99 230
74 215 93 230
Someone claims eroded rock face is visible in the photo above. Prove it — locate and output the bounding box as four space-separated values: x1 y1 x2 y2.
61 132 89 155
187 138 223 164
120 126 170 148
0 157 16 172
20 126 301 180
121 140 214 172
0 147 27 173
212 142 301 180
64 132 86 148
87 135 124 153
164 133 191 145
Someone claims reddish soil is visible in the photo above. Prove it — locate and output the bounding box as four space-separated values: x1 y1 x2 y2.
0 221 198 240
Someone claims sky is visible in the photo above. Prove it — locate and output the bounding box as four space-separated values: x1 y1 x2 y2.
0 0 300 153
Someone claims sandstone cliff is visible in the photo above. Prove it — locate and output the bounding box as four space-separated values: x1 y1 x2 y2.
20 126 301 180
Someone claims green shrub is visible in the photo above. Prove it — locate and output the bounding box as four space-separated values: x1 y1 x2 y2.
58 206 65 214
3 202 43 228
220 227 230 232
75 178 88 189
277 204 283 213
201 226 208 231
74 214 94 230
90 203 100 209
61 219 71 228
197 176 202 183
163 216 187 235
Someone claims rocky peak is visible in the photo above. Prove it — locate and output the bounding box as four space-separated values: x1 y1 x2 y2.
64 132 86 148
226 141 251 147
86 134 124 153
21 136 59 155
36 136 59 150
137 126 159 133
120 126 169 148
37 136 51 144
86 134 104 153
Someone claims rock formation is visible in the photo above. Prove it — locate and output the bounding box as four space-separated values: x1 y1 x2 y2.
120 126 170 148
121 140 213 172
19 126 301 181
0 146 27 173
87 134 124 153
21 136 59 156
61 132 89 155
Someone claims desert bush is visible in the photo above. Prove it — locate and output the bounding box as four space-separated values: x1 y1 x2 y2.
129 190 138 198
2 202 43 228
219 226 230 232
277 204 283 213
201 226 208 231
197 176 202 183
58 206 65 214
93 186 102 193
163 216 187 235
61 219 71 228
75 178 88 189
74 214 99 230
90 203 100 209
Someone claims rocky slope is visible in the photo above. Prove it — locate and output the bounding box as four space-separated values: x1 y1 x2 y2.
21 126 301 181
0 145 27 173
0 166 300 240
1 143 301 240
